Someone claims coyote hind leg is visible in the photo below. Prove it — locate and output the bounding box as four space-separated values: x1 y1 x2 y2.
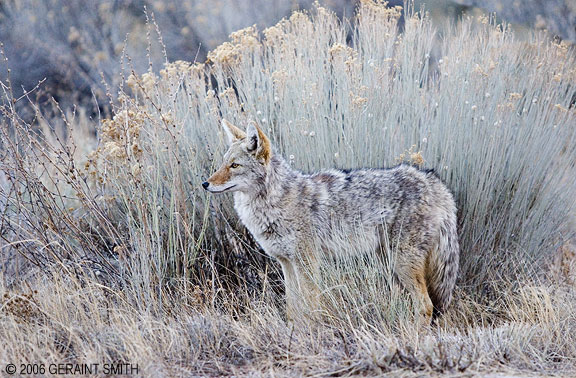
395 247 434 328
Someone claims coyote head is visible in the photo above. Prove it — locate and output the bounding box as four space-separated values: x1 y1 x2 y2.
202 119 271 194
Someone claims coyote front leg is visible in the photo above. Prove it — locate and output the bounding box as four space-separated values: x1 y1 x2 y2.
277 257 301 319
278 255 321 320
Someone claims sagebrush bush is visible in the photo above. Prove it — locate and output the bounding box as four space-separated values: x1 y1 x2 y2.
93 2 576 297
1 1 576 375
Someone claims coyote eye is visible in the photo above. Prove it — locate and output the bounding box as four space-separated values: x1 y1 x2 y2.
230 163 240 169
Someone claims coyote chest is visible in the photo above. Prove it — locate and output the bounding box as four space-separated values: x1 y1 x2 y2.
234 194 296 259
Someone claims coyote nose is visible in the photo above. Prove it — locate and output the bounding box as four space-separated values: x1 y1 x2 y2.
202 181 210 189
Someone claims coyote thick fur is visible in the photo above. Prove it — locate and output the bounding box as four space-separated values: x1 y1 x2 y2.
203 119 459 324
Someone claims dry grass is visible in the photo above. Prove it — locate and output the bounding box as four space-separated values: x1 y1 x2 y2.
1 275 575 376
1 1 576 376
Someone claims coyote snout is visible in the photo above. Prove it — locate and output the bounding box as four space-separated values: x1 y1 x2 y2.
204 119 460 326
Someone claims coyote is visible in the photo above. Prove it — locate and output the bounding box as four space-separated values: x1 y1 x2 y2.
203 119 459 325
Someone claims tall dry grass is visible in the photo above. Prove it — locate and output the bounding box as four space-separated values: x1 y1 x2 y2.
1 1 576 375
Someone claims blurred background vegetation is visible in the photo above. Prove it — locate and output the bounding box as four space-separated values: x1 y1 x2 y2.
0 0 574 115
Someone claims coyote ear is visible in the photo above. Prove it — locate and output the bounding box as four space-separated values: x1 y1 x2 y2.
246 122 271 164
222 119 246 145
